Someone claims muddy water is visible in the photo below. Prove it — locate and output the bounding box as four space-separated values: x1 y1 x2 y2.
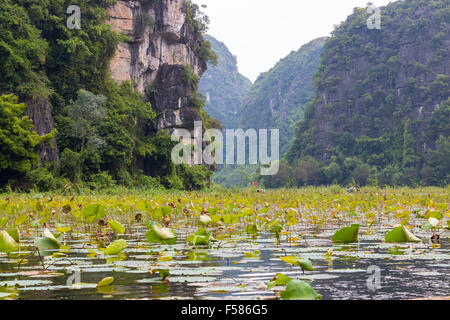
0 225 449 300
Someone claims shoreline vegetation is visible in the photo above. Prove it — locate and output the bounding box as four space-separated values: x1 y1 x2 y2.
1 185 449 197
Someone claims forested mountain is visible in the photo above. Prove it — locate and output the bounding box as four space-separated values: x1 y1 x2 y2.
199 35 252 129
1 0 448 191
282 0 449 188
239 37 327 154
211 38 326 187
0 0 217 191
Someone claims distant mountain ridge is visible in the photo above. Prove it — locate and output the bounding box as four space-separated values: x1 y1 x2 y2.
238 37 327 154
206 37 327 187
199 35 252 129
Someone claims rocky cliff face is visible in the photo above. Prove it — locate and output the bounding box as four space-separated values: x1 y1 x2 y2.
107 0 207 132
286 0 449 184
304 1 450 163
24 99 59 165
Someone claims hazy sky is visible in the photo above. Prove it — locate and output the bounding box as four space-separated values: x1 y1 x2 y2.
193 0 393 82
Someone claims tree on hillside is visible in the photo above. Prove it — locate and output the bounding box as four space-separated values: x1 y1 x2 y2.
68 89 106 153
0 94 54 186
294 156 323 186
421 136 450 186
58 90 107 184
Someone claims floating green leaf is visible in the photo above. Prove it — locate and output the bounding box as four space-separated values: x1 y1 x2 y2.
267 273 292 289
14 214 29 226
244 250 261 258
385 226 421 243
388 246 405 255
83 204 106 223
421 222 433 230
97 277 114 287
0 231 18 254
105 239 127 255
7 227 20 243
34 237 60 252
186 228 216 246
0 217 8 228
108 220 125 234
332 224 359 243
55 226 72 233
267 219 283 234
281 256 314 271
281 280 322 300
222 214 240 224
156 269 170 281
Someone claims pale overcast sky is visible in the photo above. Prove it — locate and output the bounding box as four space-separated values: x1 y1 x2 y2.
193 0 394 82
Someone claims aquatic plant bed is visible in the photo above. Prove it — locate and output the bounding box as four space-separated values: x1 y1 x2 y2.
0 187 449 300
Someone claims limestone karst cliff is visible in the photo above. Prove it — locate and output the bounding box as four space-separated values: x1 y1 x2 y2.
0 0 217 189
286 0 449 186
24 99 59 165
107 0 208 132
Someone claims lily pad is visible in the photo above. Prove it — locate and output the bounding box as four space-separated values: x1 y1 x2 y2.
108 220 125 234
34 228 61 254
0 217 8 228
280 280 322 300
0 279 52 287
154 269 170 280
55 226 72 233
332 224 359 243
105 239 127 255
0 231 18 254
7 227 20 243
14 214 29 226
267 273 292 289
83 204 106 223
280 256 314 271
385 226 421 243
186 229 217 246
97 277 114 287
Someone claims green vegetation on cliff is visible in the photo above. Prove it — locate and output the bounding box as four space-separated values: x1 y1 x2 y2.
239 37 327 155
0 0 214 192
212 38 326 188
282 0 449 188
0 95 55 187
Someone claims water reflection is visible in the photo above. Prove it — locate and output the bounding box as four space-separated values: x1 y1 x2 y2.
0 225 449 300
